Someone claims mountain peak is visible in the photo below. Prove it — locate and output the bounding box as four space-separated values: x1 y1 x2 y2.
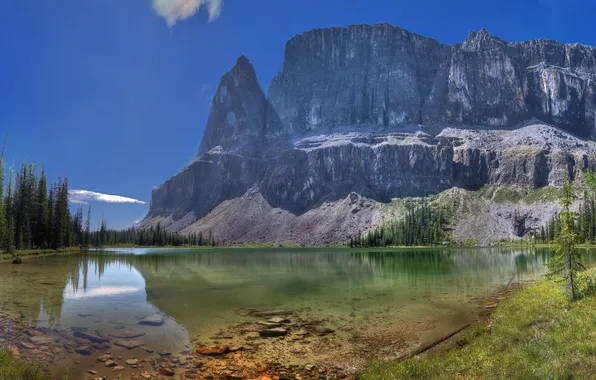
463 28 505 50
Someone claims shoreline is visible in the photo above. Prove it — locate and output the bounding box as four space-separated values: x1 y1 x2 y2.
0 272 523 379
0 247 82 263
363 266 596 379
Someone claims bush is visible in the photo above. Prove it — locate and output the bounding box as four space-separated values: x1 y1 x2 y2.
577 267 596 299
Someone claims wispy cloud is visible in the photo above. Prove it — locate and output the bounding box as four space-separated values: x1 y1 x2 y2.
69 190 146 205
152 0 223 26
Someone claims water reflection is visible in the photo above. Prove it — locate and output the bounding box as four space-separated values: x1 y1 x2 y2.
0 247 595 342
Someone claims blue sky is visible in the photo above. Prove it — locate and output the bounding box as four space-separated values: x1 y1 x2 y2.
1 0 595 229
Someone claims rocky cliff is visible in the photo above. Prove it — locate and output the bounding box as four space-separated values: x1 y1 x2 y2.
141 24 596 245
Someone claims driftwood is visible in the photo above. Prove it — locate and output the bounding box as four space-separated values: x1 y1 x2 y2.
503 273 516 291
396 323 471 362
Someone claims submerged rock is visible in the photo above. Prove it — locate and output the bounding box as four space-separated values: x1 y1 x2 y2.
267 317 289 324
75 346 93 356
138 314 165 326
74 331 108 343
306 326 335 336
106 329 146 339
196 345 229 356
114 339 143 349
258 327 288 338
158 368 175 376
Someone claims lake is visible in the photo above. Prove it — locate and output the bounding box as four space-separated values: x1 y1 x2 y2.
1 247 594 379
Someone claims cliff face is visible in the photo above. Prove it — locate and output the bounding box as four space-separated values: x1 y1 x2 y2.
143 24 596 244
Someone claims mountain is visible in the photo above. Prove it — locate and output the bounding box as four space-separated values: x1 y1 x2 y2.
139 24 596 246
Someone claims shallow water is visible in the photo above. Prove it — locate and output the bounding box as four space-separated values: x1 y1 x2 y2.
1 247 595 377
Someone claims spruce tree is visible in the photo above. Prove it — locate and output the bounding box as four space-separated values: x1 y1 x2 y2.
548 182 584 300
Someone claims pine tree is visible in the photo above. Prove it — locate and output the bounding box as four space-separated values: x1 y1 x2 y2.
34 166 49 248
0 156 5 252
84 206 91 247
548 182 584 300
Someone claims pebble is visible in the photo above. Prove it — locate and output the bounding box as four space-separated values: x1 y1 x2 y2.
125 359 138 365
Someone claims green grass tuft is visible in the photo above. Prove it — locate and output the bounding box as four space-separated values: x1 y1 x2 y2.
362 272 596 380
0 349 48 380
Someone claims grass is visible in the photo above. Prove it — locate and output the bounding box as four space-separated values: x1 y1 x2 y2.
363 268 596 380
0 350 48 380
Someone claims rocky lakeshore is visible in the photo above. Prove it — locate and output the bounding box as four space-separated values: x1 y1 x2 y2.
0 284 519 380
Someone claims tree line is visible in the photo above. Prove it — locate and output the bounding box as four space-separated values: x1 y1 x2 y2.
0 158 92 254
535 190 596 244
88 221 218 247
350 202 447 247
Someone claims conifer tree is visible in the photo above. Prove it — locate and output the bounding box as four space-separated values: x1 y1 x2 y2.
548 182 584 300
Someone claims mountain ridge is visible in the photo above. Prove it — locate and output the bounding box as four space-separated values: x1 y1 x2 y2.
141 23 596 245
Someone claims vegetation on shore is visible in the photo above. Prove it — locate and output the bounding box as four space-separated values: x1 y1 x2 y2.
0 246 81 262
0 349 48 380
363 267 596 379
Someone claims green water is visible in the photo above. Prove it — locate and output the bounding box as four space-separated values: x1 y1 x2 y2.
1 247 595 373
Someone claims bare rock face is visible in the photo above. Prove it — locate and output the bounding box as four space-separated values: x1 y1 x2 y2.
143 24 596 243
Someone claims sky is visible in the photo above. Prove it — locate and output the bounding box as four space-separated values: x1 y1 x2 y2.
1 0 596 229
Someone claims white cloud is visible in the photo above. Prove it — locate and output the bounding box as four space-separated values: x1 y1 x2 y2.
69 190 146 205
152 0 223 26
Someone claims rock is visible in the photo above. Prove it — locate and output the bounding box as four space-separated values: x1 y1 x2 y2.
257 321 281 329
258 327 287 338
11 256 22 264
21 341 36 350
141 372 151 379
114 340 143 349
267 317 289 324
98 354 113 362
229 345 244 352
140 346 154 353
138 314 165 326
78 313 92 318
250 310 290 318
75 346 93 355
113 366 125 372
305 364 315 371
158 350 172 357
196 346 229 356
104 360 117 367
29 335 53 345
105 329 146 339
158 368 175 376
88 370 97 375
306 326 335 336
125 359 138 365
8 345 20 357
74 331 108 343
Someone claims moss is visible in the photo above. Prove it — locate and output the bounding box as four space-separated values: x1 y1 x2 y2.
362 271 596 379
0 350 48 380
